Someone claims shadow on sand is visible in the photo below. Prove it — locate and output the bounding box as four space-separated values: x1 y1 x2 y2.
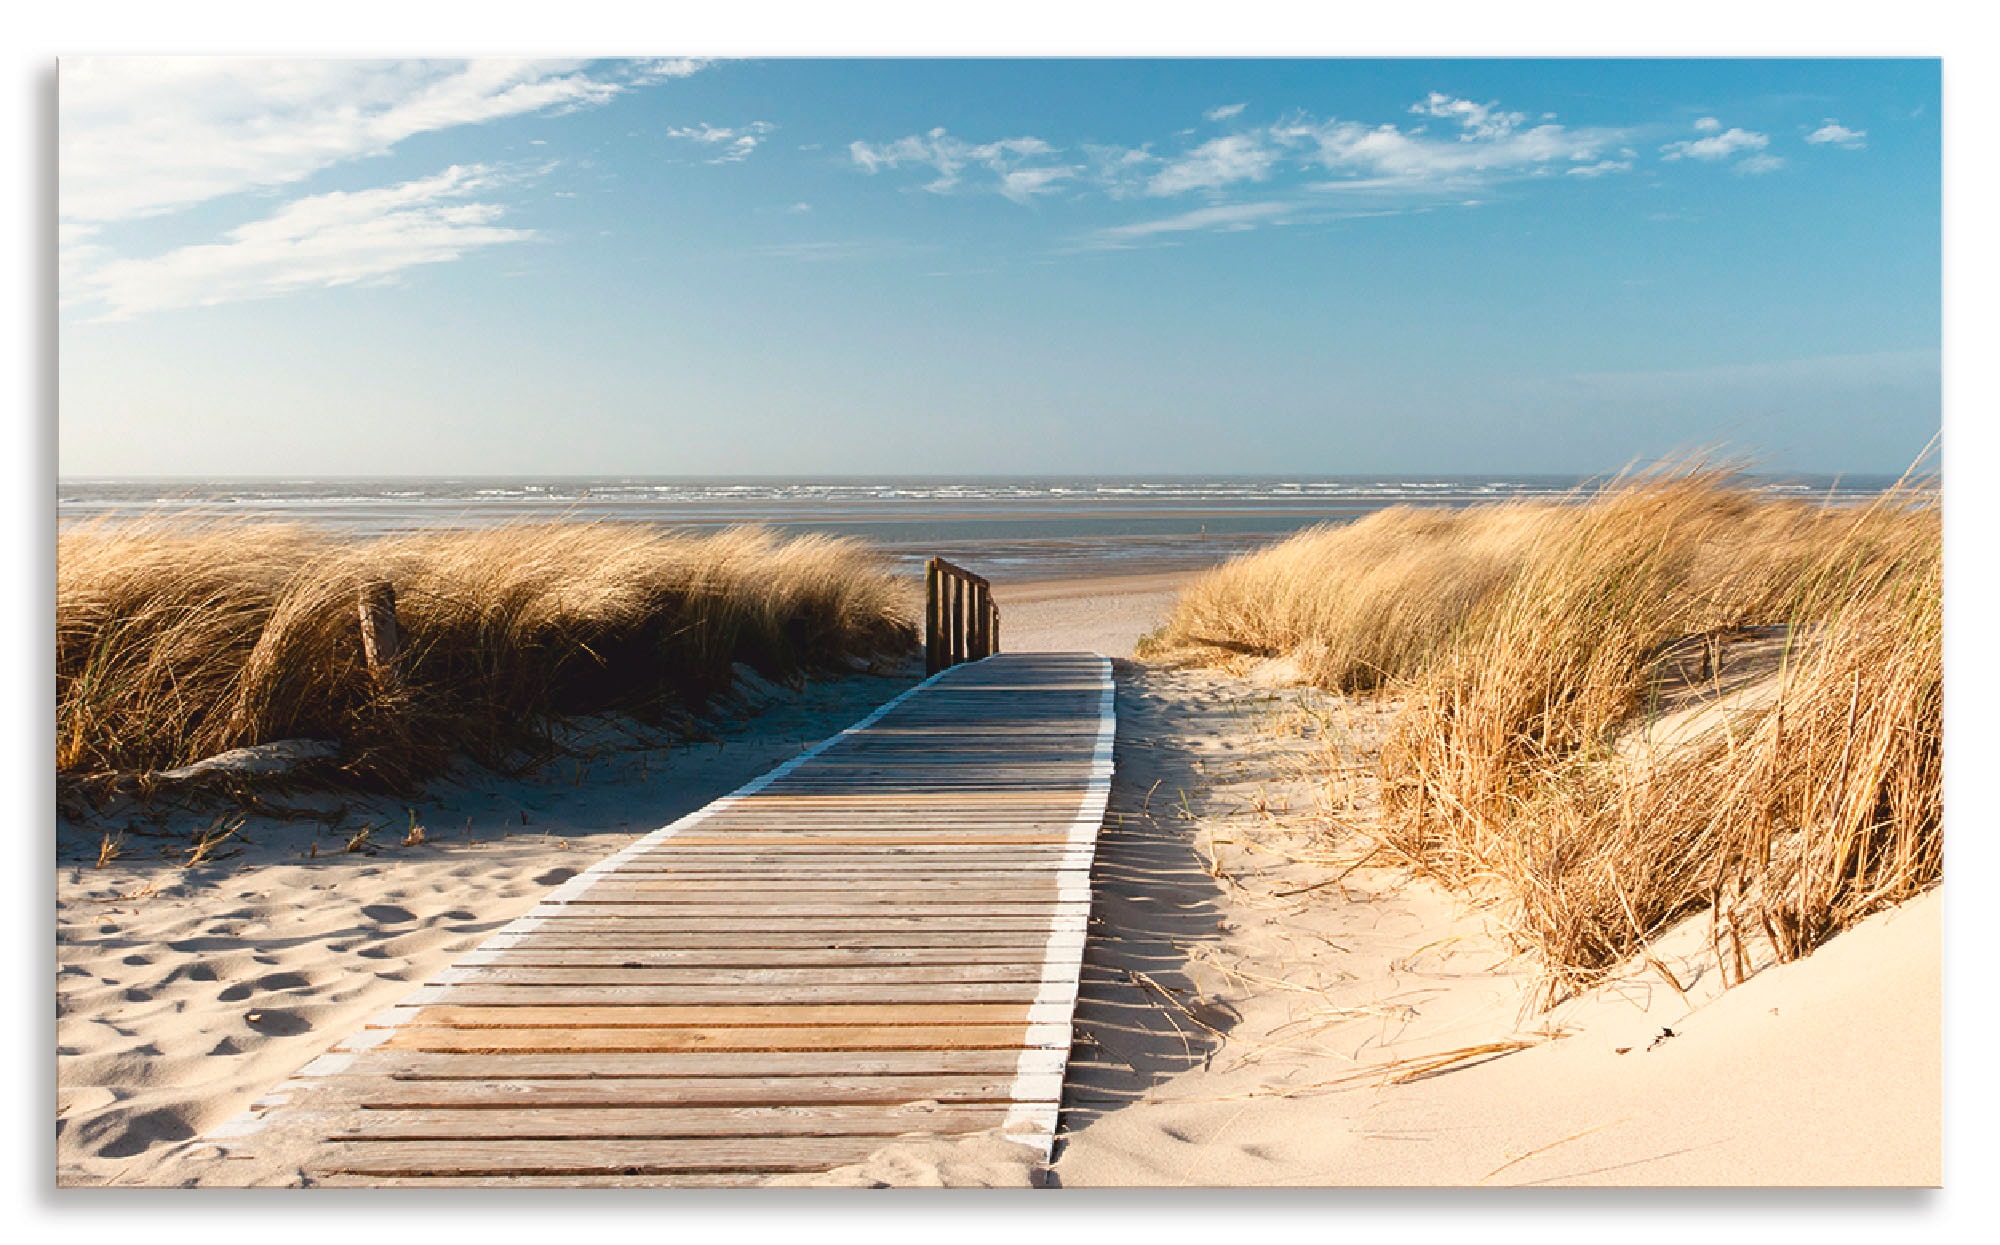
1053 661 1237 1166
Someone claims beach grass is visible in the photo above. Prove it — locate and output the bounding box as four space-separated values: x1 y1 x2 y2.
58 520 917 788
1141 463 1940 997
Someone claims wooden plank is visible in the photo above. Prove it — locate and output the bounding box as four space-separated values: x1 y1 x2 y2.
347 1074 1037 1109
449 964 1050 985
349 1048 1037 1080
534 907 1082 922
467 933 1055 952
571 879 1076 893
379 1024 1032 1054
335 1105 1015 1141
401 1002 1032 1028
422 983 1044 1006
312 1136 937 1178
310 1173 770 1188
514 917 1071 932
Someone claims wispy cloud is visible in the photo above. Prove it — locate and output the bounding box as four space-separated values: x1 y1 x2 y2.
1074 198 1411 251
1284 99 1627 185
1567 157 1635 178
1734 153 1787 175
1147 133 1281 195
1660 124 1769 162
849 128 1073 199
57 58 722 320
67 164 535 322
1204 102 1247 122
1408 92 1528 142
1083 200 1299 246
58 58 652 224
634 58 712 82
667 121 776 163
1805 119 1868 149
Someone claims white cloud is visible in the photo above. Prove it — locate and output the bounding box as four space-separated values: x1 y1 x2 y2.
1805 119 1868 148
634 58 712 82
1082 143 1159 198
1085 200 1298 246
59 58 642 224
1280 112 1622 185
849 128 1064 197
1734 153 1787 175
666 121 775 163
999 166 1075 203
67 164 532 321
787 202 813 214
1660 125 1769 161
1694 116 1723 132
1204 102 1247 122
1147 133 1280 195
1566 158 1634 178
1076 198 1412 250
1409 92 1527 142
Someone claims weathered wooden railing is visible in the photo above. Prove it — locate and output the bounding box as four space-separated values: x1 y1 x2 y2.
925 557 1000 674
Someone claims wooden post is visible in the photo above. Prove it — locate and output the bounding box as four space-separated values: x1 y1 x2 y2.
925 559 943 675
972 581 990 659
357 581 401 688
950 574 965 666
966 581 981 660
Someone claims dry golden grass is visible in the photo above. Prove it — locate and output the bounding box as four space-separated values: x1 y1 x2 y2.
58 519 917 788
1145 464 1940 997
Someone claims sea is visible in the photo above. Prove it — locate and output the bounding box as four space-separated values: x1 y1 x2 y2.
56 474 1903 582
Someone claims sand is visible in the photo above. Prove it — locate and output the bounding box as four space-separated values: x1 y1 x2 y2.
53 572 1939 1187
994 572 1190 660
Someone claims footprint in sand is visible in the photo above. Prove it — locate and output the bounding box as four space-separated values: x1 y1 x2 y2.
243 1008 312 1037
85 1106 197 1159
534 867 579 886
360 904 415 924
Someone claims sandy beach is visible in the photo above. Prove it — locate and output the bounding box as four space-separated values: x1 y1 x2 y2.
55 571 1938 1186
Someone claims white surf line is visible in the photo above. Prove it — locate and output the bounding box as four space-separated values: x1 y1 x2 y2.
201 663 960 1149
1002 653 1116 1163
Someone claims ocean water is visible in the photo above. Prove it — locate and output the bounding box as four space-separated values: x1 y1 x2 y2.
56 474 1903 581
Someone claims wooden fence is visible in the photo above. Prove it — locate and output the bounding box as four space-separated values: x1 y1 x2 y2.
925 557 1000 674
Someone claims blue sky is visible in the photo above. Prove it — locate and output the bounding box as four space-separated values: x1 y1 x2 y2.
57 57 1940 477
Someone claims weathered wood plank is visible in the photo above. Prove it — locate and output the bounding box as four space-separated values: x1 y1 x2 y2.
467 933 1056 952
449 964 1051 985
348 1048 1039 1080
379 1024 1032 1053
334 1104 1015 1141
345 1074 1039 1109
312 1136 945 1178
420 983 1045 1005
400 1002 1033 1028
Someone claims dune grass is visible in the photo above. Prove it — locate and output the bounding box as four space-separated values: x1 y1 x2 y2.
1142 464 1940 998
58 519 917 789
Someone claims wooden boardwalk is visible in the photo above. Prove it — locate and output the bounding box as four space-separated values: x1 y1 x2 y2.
201 652 1114 1186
